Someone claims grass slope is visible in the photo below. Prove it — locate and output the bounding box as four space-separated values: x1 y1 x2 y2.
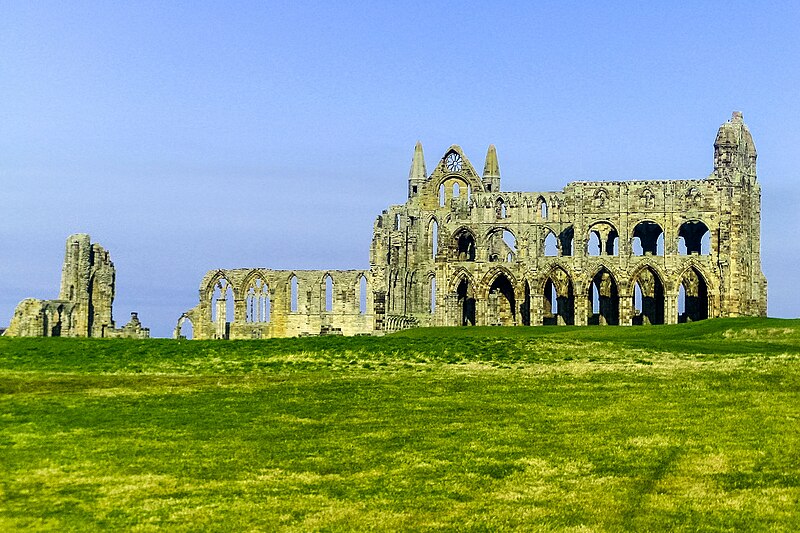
1 318 799 531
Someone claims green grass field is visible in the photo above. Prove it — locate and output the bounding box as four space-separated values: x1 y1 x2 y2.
1 318 799 531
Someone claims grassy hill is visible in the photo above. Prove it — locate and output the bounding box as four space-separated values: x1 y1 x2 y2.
1 318 799 531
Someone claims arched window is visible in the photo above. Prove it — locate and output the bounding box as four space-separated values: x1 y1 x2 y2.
542 267 574 325
678 221 711 255
678 267 709 322
454 230 476 261
488 229 516 262
587 268 619 325
439 184 445 207
430 219 439 259
544 231 558 256
358 275 368 314
587 222 619 256
632 221 664 256
631 267 665 325
587 232 601 257
559 226 574 257
245 277 270 323
211 277 234 339
176 315 193 340
456 277 476 326
496 198 506 219
324 274 334 312
290 275 298 312
453 182 460 198
540 198 548 219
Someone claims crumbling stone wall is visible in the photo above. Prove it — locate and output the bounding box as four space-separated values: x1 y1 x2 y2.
4 234 149 338
176 269 373 339
181 112 767 338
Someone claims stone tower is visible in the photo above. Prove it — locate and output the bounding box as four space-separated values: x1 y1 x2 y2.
4 234 148 338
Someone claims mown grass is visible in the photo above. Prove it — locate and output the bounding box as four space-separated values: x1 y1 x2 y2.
1 318 799 531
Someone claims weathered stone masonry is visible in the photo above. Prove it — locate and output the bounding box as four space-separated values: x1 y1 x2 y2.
178 112 767 339
4 234 149 338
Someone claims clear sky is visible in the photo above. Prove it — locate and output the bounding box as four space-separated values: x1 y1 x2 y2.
2 1 798 337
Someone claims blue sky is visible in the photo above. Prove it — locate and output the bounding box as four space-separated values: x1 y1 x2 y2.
2 1 798 337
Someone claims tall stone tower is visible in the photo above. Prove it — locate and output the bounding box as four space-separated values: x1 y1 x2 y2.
4 234 148 338
711 112 768 316
57 233 116 336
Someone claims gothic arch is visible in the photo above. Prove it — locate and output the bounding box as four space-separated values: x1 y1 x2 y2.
629 264 666 325
587 220 619 256
677 265 710 322
631 219 665 256
448 268 475 293
540 265 575 325
480 266 518 299
586 265 620 325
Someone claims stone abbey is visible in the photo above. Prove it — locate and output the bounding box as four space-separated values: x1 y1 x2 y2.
175 112 767 339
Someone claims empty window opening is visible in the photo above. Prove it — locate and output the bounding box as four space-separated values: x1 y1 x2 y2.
211 278 234 339
439 184 445 207
176 315 193 340
488 229 516 262
588 223 619 256
456 277 476 326
631 268 665 325
542 268 574 325
245 278 271 323
587 268 619 325
453 182 460 198
540 198 548 219
521 281 531 326
455 230 476 261
560 226 575 256
324 274 334 312
358 275 368 314
678 221 711 255
588 232 601 257
634 283 643 315
544 231 558 256
431 220 439 259
290 275 298 312
495 198 506 219
632 221 664 256
488 273 516 326
678 268 709 323
632 237 643 256
394 214 401 230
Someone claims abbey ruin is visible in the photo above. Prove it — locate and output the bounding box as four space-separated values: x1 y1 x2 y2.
175 112 767 339
4 234 149 338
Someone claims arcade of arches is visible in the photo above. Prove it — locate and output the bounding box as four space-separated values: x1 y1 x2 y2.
176 113 767 338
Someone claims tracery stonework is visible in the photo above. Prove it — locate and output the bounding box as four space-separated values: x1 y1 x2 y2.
177 112 767 339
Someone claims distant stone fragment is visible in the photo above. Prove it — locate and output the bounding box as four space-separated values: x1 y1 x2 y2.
4 234 149 338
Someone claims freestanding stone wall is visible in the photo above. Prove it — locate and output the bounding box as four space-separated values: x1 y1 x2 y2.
4 234 149 338
179 112 767 339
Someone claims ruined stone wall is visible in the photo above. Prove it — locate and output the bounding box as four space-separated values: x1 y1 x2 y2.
177 269 373 339
3 234 149 338
181 112 767 338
